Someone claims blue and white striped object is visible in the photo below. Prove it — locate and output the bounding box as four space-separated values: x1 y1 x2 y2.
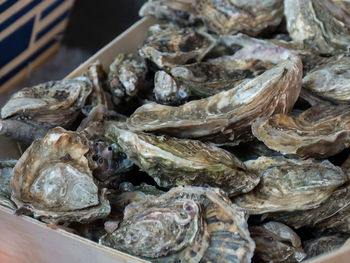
0 0 74 88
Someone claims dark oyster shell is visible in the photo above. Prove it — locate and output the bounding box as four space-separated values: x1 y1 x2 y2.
250 221 306 262
193 0 284 36
303 235 349 259
232 156 347 214
139 23 216 69
284 0 350 54
100 186 255 263
107 53 148 106
107 125 259 196
127 54 302 145
0 160 17 209
139 0 196 25
10 127 110 224
252 104 350 159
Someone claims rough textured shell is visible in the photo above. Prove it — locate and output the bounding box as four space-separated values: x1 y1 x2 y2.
154 70 190 105
1 77 92 128
107 125 259 196
128 53 302 145
232 156 347 214
0 160 17 210
252 104 350 159
138 23 216 69
10 127 110 224
100 186 255 263
284 0 350 54
266 183 350 231
193 0 284 36
139 0 196 25
250 221 306 262
302 55 350 105
303 235 348 259
108 53 148 105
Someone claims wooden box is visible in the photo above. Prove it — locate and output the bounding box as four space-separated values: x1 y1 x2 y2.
1 16 349 263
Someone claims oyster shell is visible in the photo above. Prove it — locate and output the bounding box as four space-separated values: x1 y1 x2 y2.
250 221 306 262
10 127 110 224
303 235 349 259
100 186 255 263
0 160 17 209
107 53 148 106
107 125 259 196
302 55 350 105
192 0 284 36
139 0 196 25
83 61 111 113
128 54 302 145
284 0 350 54
232 156 347 214
1 77 92 127
252 104 350 159
154 70 190 105
170 58 275 98
266 183 350 231
139 23 216 69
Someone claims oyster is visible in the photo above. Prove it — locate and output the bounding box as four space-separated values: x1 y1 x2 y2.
83 61 111 113
266 183 350 231
128 54 302 145
303 235 349 259
284 0 350 54
107 124 259 196
302 55 350 105
192 0 284 36
232 156 347 214
100 186 255 263
107 53 148 106
139 23 216 69
250 221 306 262
154 70 190 105
170 58 275 98
10 127 110 224
252 104 350 159
0 160 17 209
0 77 92 143
139 0 196 25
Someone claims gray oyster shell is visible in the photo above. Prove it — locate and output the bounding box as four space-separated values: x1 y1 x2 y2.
232 156 348 214
284 0 350 54
108 53 148 105
303 235 349 259
252 104 350 159
107 124 260 197
139 23 216 69
266 183 350 232
250 221 306 262
302 55 350 105
139 0 196 25
1 77 92 128
192 0 284 36
100 186 255 263
154 70 190 105
0 160 17 209
10 127 110 224
127 53 302 145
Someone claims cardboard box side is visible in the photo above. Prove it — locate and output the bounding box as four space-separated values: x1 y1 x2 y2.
0 206 146 263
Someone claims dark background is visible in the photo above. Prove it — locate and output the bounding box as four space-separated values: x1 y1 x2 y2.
0 0 147 105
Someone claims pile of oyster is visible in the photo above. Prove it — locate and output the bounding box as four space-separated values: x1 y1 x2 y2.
1 0 350 262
